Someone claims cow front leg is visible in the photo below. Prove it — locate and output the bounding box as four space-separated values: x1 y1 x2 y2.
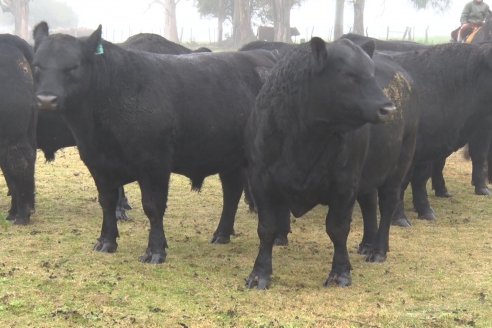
324 192 355 287
469 119 492 195
93 183 119 253
138 173 169 264
246 178 289 289
211 169 243 244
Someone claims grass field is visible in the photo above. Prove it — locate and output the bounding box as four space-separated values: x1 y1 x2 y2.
0 147 491 327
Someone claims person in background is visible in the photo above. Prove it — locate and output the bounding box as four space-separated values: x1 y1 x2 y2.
458 0 490 42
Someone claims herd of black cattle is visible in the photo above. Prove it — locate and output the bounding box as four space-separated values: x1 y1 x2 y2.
1 21 491 289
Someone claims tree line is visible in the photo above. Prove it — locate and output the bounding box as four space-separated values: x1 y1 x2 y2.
1 0 451 45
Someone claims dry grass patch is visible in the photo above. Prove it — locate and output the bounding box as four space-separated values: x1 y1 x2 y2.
0 148 490 327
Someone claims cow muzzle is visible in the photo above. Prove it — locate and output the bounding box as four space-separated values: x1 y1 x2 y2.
36 94 59 111
377 103 397 122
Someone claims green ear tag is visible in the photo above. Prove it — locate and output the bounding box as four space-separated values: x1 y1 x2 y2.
95 43 104 55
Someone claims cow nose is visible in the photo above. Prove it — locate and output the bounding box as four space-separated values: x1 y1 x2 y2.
36 94 58 111
378 103 397 121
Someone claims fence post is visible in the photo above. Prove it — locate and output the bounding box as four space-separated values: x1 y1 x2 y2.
386 26 389 40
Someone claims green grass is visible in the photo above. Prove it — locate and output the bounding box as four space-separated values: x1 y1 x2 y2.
0 148 491 327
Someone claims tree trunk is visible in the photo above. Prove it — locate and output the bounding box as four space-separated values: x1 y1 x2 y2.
217 0 225 43
273 0 293 43
0 0 29 40
353 0 365 35
334 0 345 39
232 0 255 47
163 0 179 42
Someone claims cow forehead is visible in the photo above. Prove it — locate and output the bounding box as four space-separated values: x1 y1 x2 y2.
36 35 83 68
332 43 373 74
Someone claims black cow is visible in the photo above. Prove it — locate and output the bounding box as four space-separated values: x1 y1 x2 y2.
344 34 492 199
120 33 211 54
389 42 492 224
244 37 417 289
239 40 296 54
36 33 213 220
341 35 492 220
0 34 36 225
341 33 430 52
32 22 277 263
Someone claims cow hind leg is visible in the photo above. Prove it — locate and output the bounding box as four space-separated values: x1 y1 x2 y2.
431 157 451 198
211 169 243 244
0 142 35 224
2 170 17 221
411 162 435 221
137 173 169 264
357 190 378 256
93 184 119 253
115 186 132 221
366 185 400 263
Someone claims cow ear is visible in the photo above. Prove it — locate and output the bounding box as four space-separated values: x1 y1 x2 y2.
85 25 103 58
310 37 328 72
358 40 375 58
33 21 49 51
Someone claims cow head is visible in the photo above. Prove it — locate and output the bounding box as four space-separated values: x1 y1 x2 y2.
33 22 103 112
307 37 395 128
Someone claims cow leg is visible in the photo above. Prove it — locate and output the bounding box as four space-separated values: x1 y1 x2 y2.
357 190 378 256
93 182 119 253
411 161 435 220
138 173 169 264
1 167 17 221
116 186 132 221
324 193 355 288
0 141 35 225
488 144 492 184
242 170 256 212
211 169 243 244
366 184 401 263
469 131 492 195
431 157 451 198
393 172 412 227
246 179 289 289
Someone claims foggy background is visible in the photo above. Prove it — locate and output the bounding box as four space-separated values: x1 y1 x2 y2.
0 0 467 43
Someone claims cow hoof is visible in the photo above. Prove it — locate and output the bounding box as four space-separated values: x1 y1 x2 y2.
475 187 491 196
392 217 412 227
435 190 452 198
245 271 270 290
116 208 131 221
6 212 15 221
417 211 436 221
273 235 289 246
93 239 118 253
210 234 231 244
365 251 387 263
357 243 372 255
139 251 166 264
324 271 351 287
13 217 30 225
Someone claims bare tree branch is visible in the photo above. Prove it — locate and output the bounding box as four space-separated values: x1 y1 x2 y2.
0 0 12 13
